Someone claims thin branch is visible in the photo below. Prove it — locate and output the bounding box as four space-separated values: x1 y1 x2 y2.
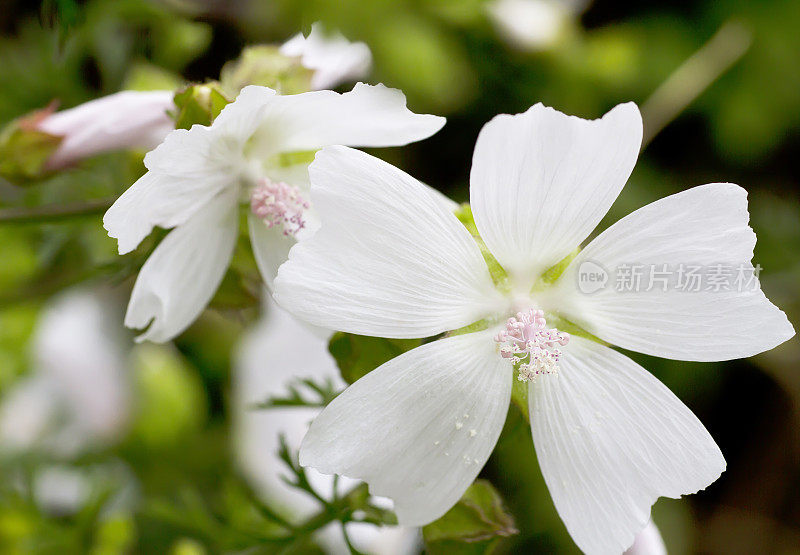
0 198 115 224
641 19 752 148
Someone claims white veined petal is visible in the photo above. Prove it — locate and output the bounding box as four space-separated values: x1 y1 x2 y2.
529 336 725 555
554 183 795 361
103 125 233 254
299 332 512 526
274 146 503 338
248 213 298 291
212 85 278 143
280 23 372 90
252 82 445 154
470 102 642 287
124 190 238 343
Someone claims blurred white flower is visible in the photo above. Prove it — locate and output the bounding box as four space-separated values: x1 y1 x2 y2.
104 83 444 343
274 103 794 553
487 0 588 50
33 465 91 515
281 23 372 91
36 90 175 170
625 520 667 555
0 289 130 457
234 296 419 554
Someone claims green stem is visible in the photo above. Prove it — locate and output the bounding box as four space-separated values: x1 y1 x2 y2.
640 18 751 148
277 484 369 554
0 198 114 224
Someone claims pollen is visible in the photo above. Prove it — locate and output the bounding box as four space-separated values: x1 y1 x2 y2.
494 309 569 382
250 178 310 237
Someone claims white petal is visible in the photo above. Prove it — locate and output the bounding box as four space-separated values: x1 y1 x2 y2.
625 520 667 555
470 102 642 287
124 190 238 343
529 336 725 555
274 146 503 338
34 290 129 441
248 213 298 291
103 124 234 254
280 23 372 90
252 82 445 154
554 183 795 361
212 85 278 142
0 377 57 452
299 332 512 526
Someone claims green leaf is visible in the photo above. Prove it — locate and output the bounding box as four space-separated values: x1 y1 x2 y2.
172 83 231 130
423 480 518 554
328 333 422 385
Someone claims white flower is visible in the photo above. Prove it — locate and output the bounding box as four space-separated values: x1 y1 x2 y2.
0 289 130 457
234 295 419 554
487 0 588 50
37 90 175 169
273 103 794 553
104 83 445 343
280 23 372 91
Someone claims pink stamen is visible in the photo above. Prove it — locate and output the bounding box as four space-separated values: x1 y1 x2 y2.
250 178 310 237
494 309 569 382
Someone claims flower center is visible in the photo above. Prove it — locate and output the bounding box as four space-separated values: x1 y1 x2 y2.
494 309 569 382
249 178 310 237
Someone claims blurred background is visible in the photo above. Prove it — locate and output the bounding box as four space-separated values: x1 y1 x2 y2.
0 0 799 553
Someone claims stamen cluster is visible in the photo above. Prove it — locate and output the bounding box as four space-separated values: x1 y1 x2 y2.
250 178 310 237
494 309 570 382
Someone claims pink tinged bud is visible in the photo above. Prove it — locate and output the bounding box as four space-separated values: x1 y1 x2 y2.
494 308 569 382
250 178 311 238
36 90 175 170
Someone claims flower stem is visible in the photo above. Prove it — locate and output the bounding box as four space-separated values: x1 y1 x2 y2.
640 18 751 148
0 198 114 224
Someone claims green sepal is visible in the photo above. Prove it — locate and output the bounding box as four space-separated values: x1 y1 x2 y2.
172 82 231 129
423 479 518 554
533 248 580 290
328 332 422 385
454 203 510 291
272 150 317 168
0 108 63 183
219 45 314 96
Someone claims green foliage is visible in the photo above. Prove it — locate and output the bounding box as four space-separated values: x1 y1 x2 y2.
129 344 207 450
328 332 422 384
423 480 518 554
251 377 340 409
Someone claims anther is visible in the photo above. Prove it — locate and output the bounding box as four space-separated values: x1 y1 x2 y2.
494 309 569 382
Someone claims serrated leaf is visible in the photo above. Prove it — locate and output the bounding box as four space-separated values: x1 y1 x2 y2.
328 333 421 385
423 480 517 554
